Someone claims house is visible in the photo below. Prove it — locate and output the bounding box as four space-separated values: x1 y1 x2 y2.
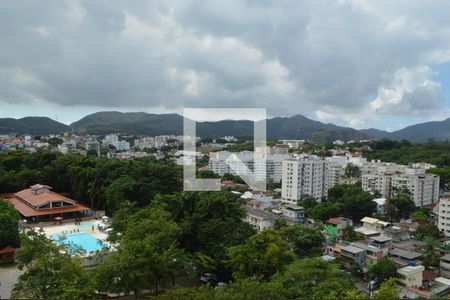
325 217 353 241
440 254 450 278
2 184 93 222
389 248 422 267
354 226 380 240
368 236 392 255
0 246 16 264
333 244 366 268
397 265 424 288
245 207 276 231
243 192 276 210
282 204 304 224
361 217 390 233
383 226 410 242
351 242 384 265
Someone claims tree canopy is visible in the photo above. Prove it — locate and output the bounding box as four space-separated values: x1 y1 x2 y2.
0 200 21 249
227 230 295 280
12 230 96 299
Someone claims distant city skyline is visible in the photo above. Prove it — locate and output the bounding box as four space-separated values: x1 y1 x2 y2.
1 1 450 131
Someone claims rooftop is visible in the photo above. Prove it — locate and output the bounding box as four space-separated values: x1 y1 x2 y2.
326 217 351 225
4 197 90 217
361 216 390 226
354 227 380 236
284 204 304 211
340 244 366 254
246 207 276 220
398 265 424 274
15 186 75 207
370 235 392 243
352 242 383 253
389 248 422 260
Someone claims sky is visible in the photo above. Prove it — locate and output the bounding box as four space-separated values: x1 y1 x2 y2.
1 0 450 131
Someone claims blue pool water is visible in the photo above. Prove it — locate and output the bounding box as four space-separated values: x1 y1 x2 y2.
76 221 97 229
51 232 106 253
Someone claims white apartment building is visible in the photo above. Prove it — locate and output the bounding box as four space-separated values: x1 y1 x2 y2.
208 151 292 182
281 156 328 203
325 156 367 186
103 134 130 151
438 198 450 237
134 137 155 150
362 161 440 207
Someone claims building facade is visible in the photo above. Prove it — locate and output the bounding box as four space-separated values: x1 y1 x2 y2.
208 151 292 182
281 156 328 203
362 161 440 207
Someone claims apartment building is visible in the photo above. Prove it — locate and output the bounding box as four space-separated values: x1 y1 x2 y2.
438 198 450 237
362 161 440 206
208 151 292 182
281 156 328 203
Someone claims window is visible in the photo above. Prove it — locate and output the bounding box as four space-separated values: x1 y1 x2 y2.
38 203 50 210
52 201 62 208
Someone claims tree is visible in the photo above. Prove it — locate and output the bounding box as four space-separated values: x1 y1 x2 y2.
343 163 361 183
12 231 95 299
422 236 440 270
373 278 399 300
279 225 324 258
307 202 344 221
152 192 255 274
270 258 357 299
342 225 365 242
390 192 416 219
104 176 140 214
47 137 63 148
368 257 397 282
227 230 295 280
95 206 193 296
412 210 428 222
157 279 281 300
0 201 21 249
416 223 440 241
327 184 377 222
298 195 318 210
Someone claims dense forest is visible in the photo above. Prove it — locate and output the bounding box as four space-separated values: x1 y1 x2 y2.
0 151 182 213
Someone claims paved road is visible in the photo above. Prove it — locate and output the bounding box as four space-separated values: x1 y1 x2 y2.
0 266 23 299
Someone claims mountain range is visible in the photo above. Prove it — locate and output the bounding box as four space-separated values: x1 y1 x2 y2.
0 111 449 143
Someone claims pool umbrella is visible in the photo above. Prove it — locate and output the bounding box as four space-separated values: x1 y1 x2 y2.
54 216 63 221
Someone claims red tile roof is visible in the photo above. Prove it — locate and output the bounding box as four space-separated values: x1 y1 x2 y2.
4 196 90 217
2 184 91 218
30 184 51 191
0 246 16 254
326 218 342 225
15 187 75 207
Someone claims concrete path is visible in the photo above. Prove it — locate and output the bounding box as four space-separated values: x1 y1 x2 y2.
0 265 24 299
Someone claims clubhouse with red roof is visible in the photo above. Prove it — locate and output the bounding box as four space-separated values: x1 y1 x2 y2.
2 184 93 222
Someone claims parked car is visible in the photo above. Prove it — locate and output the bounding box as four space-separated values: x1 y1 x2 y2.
200 273 218 284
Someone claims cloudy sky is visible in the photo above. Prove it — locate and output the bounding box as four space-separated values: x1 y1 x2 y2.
1 0 450 131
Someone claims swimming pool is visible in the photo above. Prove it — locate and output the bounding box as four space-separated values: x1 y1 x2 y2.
51 232 107 253
76 221 97 229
